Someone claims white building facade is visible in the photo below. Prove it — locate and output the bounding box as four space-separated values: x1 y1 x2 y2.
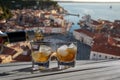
90 35 120 60
90 51 120 60
73 29 94 46
32 27 67 34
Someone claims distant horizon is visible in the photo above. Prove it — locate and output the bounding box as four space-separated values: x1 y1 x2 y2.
54 0 120 2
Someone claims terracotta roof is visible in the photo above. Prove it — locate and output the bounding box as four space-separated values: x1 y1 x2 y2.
44 12 51 15
92 35 120 56
111 34 120 38
93 34 107 43
0 46 16 63
13 51 31 62
52 14 59 17
0 42 32 63
1 46 17 56
107 36 117 46
92 43 120 56
74 29 94 38
113 22 120 28
117 41 120 44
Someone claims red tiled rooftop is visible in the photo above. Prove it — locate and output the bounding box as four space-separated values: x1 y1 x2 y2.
113 24 120 28
117 41 120 44
111 34 120 38
92 43 120 56
52 14 60 17
92 35 120 56
108 36 118 46
93 34 107 44
1 46 17 56
44 12 51 15
0 44 31 63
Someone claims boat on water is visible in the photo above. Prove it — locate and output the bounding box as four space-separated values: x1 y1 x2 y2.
110 5 112 9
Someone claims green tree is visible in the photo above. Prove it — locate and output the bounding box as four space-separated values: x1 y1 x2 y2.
0 0 59 20
0 4 13 20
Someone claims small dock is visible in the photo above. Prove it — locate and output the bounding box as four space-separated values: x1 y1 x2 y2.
0 60 120 80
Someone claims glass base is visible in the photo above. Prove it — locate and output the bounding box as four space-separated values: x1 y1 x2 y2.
57 60 75 69
31 61 49 73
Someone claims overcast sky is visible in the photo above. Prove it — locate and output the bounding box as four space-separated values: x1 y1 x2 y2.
54 0 120 2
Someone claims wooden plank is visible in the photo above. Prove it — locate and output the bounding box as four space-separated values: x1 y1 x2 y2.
109 77 120 80
0 60 104 73
0 60 120 80
54 67 120 80
15 65 120 80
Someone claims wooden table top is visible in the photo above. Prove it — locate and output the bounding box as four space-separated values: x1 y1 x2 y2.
0 60 120 80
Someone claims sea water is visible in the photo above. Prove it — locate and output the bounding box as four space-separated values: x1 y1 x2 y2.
59 2 120 32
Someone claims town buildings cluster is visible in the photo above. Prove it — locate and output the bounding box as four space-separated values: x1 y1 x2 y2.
74 15 120 60
0 8 71 33
0 9 120 63
0 8 73 63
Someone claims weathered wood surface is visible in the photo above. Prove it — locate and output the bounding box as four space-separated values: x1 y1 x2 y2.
0 60 120 80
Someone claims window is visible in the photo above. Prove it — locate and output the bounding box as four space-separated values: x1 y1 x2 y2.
99 55 101 57
105 56 107 59
110 57 114 59
93 54 96 56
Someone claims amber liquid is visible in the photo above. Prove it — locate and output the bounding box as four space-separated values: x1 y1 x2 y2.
57 48 77 62
32 52 51 62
